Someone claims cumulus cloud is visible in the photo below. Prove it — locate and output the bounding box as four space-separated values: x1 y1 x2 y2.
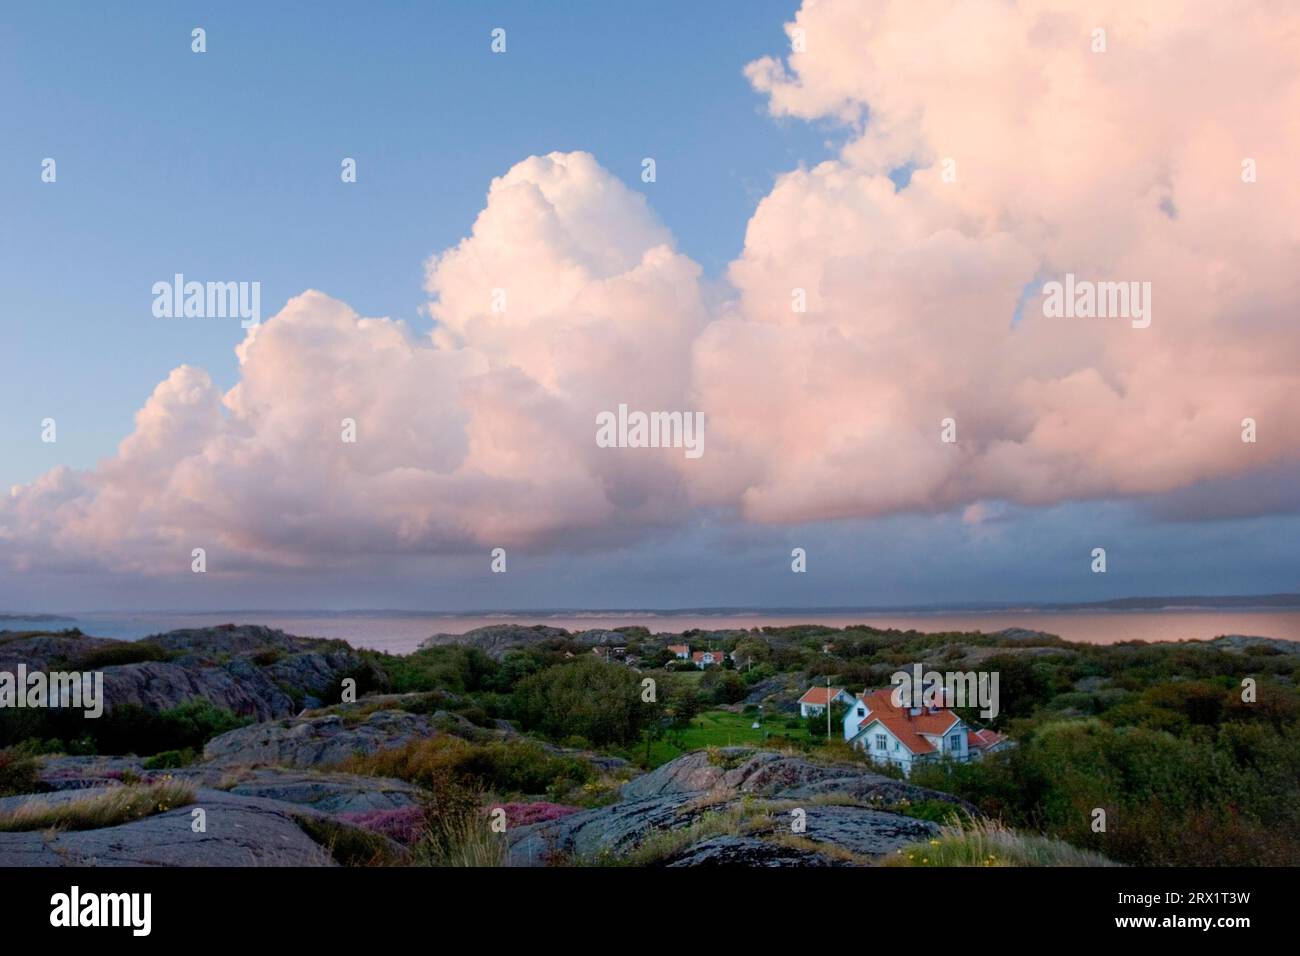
3 153 708 574
3 0 1299 578
701 0 1300 522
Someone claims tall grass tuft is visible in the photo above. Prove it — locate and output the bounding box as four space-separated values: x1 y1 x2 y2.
883 817 1118 867
0 781 196 832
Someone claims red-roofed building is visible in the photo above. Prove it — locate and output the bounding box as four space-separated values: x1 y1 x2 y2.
967 728 1010 754
842 687 1009 774
797 685 857 717
691 649 725 668
667 644 691 660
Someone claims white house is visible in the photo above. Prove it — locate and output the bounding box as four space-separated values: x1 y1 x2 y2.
667 644 691 660
797 685 857 717
692 649 725 669
843 688 1009 775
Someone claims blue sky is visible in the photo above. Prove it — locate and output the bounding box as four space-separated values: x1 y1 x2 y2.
2 2 1298 612
0 1 829 486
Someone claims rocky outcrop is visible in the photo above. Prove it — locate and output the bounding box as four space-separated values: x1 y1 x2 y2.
777 805 938 856
506 749 965 867
421 624 571 659
621 748 974 812
662 836 851 867
1 626 367 719
202 710 468 768
1211 634 1300 655
216 769 422 815
0 632 121 670
506 794 698 865
100 661 298 720
34 755 420 816
0 787 390 867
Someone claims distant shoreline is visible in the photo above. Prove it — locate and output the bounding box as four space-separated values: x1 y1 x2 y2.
18 592 1300 619
6 605 1300 653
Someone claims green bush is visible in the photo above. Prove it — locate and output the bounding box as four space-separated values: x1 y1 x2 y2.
295 814 403 866
910 715 1300 865
67 640 172 670
1 699 251 757
513 657 652 747
335 735 593 796
0 747 40 797
142 748 197 770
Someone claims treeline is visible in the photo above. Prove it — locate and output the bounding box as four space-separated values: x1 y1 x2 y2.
910 668 1300 865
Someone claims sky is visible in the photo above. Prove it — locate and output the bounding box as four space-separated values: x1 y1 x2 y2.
1 0 1298 612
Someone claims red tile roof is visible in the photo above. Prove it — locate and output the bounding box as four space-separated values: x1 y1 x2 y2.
798 686 846 706
852 688 960 755
967 728 1007 751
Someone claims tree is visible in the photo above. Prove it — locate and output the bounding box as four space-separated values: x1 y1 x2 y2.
512 657 652 746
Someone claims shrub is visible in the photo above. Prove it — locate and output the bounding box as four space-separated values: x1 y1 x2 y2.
294 814 403 866
337 806 427 845
67 640 171 670
335 736 593 796
412 771 506 867
0 747 40 797
362 646 497 695
700 670 747 705
142 748 197 770
0 699 250 757
513 657 653 746
493 801 581 827
319 660 390 705
89 700 252 756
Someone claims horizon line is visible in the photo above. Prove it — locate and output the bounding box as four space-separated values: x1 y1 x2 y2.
10 591 1300 619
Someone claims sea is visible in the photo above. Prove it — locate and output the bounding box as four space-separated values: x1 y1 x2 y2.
3 608 1300 656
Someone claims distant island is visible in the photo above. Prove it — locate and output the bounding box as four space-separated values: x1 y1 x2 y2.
129 593 1300 617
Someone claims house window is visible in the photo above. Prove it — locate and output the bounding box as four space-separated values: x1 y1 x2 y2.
950 735 961 751
874 734 887 751
856 707 865 717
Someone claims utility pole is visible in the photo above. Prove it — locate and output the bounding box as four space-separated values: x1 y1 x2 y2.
826 676 832 739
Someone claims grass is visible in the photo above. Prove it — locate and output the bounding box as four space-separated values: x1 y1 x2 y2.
597 805 750 867
294 814 407 866
415 813 507 867
0 781 196 832
332 735 596 800
641 709 821 766
883 818 1118 867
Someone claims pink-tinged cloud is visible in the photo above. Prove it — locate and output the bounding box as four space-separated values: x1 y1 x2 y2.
3 0 1300 577
700 0 1300 522
4 154 706 574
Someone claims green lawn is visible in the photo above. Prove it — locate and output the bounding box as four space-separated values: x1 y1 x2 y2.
640 709 823 767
